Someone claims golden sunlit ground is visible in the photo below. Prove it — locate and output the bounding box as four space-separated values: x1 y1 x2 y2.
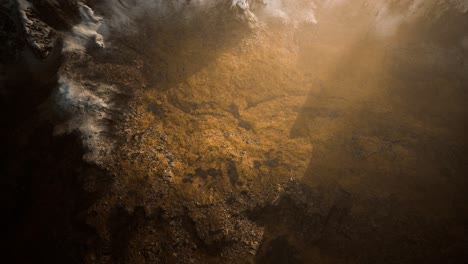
95 2 468 262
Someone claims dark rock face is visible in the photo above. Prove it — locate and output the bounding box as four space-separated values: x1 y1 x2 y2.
0 2 24 64
0 1 89 263
20 5 57 58
29 0 82 30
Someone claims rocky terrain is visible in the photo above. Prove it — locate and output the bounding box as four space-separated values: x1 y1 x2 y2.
1 0 468 263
